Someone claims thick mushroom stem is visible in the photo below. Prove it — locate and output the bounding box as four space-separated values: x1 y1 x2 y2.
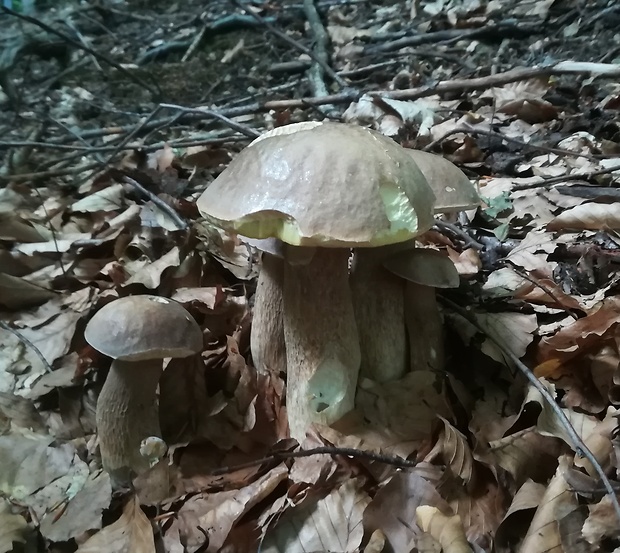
404 283 445 372
350 248 407 382
96 359 163 485
283 248 361 442
251 252 286 374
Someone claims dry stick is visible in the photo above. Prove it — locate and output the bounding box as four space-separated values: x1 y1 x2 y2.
231 0 348 89
500 260 579 320
121 176 188 231
0 321 53 373
210 445 418 476
158 104 260 139
440 296 620 523
0 6 157 97
513 165 620 191
303 0 332 98
423 125 606 162
434 220 484 251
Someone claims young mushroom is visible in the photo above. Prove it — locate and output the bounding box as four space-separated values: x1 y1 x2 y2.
197 121 436 441
84 295 202 485
352 149 480 381
383 249 459 372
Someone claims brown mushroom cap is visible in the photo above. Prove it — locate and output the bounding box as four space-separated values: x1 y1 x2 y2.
404 150 480 214
383 248 460 288
85 295 202 361
197 122 436 248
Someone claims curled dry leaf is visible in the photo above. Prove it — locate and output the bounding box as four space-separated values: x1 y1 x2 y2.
517 457 578 553
416 506 473 553
76 496 155 553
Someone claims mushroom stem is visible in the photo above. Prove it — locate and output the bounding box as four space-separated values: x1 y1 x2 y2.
96 359 163 484
350 247 407 382
404 283 445 372
251 252 286 374
283 248 360 442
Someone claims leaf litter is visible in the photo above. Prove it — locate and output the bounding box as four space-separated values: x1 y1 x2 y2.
3 0 620 551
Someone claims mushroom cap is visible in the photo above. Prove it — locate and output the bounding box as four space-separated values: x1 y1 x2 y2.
383 248 460 288
85 295 203 361
197 122 436 248
404 150 480 214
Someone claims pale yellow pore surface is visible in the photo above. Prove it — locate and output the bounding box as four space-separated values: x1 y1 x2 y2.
404 150 480 214
197 122 436 247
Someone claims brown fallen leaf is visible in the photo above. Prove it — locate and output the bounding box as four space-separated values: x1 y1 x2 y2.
582 495 620 546
416 506 473 553
547 202 620 231
261 479 370 553
364 465 449 553
517 456 578 553
76 496 155 553
176 464 287 552
0 499 29 553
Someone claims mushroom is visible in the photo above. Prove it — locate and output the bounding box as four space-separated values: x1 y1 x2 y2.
196 122 435 441
351 149 479 380
243 237 286 375
84 295 202 484
383 248 459 372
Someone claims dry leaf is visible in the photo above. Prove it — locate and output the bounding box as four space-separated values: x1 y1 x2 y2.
517 457 578 553
262 479 370 553
77 496 155 553
416 506 473 553
0 499 29 553
548 202 620 231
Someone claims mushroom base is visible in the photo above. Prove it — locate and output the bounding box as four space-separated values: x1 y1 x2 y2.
96 359 163 486
283 248 361 442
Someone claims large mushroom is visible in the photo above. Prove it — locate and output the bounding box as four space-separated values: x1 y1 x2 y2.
197 122 436 441
84 295 202 485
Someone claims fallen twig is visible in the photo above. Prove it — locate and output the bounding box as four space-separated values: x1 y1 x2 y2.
514 165 620 190
122 176 188 231
210 445 418 476
440 296 620 523
303 0 332 98
231 0 348 89
0 321 53 373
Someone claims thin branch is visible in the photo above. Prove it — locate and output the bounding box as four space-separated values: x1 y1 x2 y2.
121 176 188 231
210 445 418 476
440 296 620 523
513 165 620 190
424 125 605 162
434 220 484 251
158 104 260 139
0 6 158 97
0 321 53 373
231 0 348 89
303 0 332 98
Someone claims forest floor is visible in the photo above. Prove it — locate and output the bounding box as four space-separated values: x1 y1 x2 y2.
2 0 620 552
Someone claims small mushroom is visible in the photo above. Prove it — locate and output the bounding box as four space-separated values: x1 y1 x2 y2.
351 150 480 381
383 248 459 372
84 295 202 485
197 121 436 441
